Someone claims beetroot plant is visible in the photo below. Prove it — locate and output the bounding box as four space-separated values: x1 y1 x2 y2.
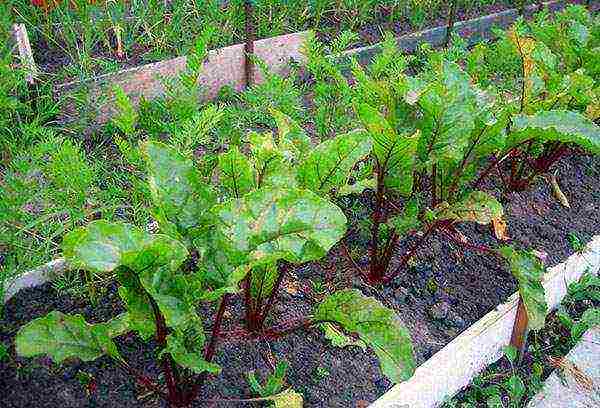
13 127 416 406
351 57 505 284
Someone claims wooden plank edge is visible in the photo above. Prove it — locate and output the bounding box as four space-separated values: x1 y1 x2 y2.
341 0 567 59
3 258 68 303
12 23 38 84
370 235 600 408
54 31 310 126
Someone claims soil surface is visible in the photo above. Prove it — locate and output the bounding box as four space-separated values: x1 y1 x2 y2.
1 153 599 407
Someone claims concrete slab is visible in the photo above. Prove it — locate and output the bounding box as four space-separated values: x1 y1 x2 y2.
527 326 600 407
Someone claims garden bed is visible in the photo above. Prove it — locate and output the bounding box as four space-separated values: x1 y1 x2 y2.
2 153 600 407
12 0 594 127
11 1 577 81
2 2 600 408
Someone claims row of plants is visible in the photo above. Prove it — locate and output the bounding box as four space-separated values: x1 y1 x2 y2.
5 4 599 407
4 0 529 81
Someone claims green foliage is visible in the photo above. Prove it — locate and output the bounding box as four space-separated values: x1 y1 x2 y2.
499 246 548 331
510 110 600 153
62 220 187 274
570 308 600 340
213 187 347 266
16 311 122 364
112 86 138 137
141 141 216 239
247 361 289 398
296 130 372 196
314 289 415 383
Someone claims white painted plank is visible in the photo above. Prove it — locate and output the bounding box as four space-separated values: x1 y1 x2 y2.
371 236 600 408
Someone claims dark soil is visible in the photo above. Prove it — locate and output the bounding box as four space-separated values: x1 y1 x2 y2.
1 153 599 407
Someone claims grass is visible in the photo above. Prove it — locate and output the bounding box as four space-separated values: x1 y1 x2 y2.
2 0 525 81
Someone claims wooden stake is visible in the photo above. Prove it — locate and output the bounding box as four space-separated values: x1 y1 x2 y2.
445 0 457 48
510 295 529 363
244 0 255 88
12 24 38 85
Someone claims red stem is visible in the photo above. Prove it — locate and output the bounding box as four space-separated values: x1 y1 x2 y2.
256 263 288 330
148 295 183 407
383 221 441 284
368 171 387 283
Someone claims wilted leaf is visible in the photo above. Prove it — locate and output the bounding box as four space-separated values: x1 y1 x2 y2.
548 174 570 208
269 388 303 408
270 109 311 160
320 322 367 351
249 132 297 189
314 289 415 383
141 141 216 235
247 361 289 398
16 311 122 364
436 191 503 225
297 130 372 195
492 217 509 241
499 246 548 330
214 187 347 265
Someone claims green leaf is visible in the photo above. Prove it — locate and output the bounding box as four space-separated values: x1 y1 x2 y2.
571 308 600 340
117 269 156 340
15 311 122 364
337 177 377 196
62 220 188 274
250 262 279 300
320 322 367 351
296 130 372 195
505 374 525 403
103 313 130 338
510 110 600 153
387 198 421 236
164 331 221 375
247 361 289 397
499 246 548 330
249 132 297 189
141 141 216 235
217 145 254 199
355 103 417 195
138 265 200 331
314 289 415 383
435 191 503 225
112 86 138 137
193 227 247 299
416 60 476 164
214 187 347 265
